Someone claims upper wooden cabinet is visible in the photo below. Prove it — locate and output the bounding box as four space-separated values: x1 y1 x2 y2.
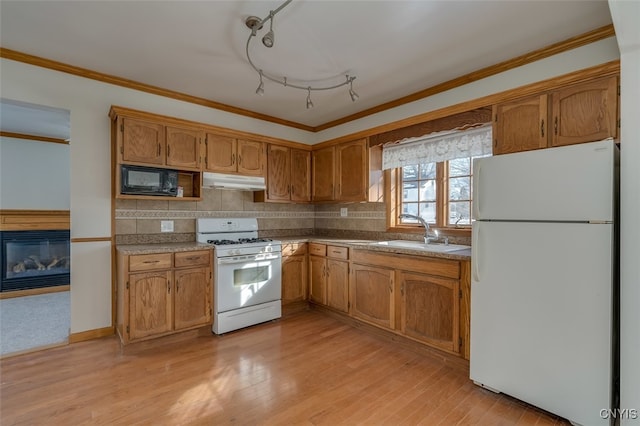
165 126 201 169
311 146 336 202
119 118 201 169
311 138 382 203
121 118 166 165
256 144 311 203
551 76 618 147
493 76 619 155
204 134 265 176
493 94 548 155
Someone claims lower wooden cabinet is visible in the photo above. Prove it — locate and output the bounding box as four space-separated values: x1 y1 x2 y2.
308 255 326 304
282 243 307 304
117 249 212 344
308 244 349 313
326 259 349 313
350 264 395 330
398 271 459 353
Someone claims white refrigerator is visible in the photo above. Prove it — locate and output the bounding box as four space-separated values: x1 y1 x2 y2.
470 139 618 426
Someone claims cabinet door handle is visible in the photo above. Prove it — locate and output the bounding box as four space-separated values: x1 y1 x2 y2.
167 144 171 157
232 153 236 165
185 256 199 261
157 143 161 157
167 280 171 294
176 279 179 292
554 116 558 135
143 260 159 264
540 119 545 137
238 155 242 166
400 284 404 296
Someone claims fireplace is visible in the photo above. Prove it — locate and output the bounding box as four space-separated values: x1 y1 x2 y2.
1 230 70 292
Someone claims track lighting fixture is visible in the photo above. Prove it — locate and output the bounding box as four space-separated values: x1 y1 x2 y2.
244 0 359 109
255 70 265 95
306 88 314 109
262 12 274 48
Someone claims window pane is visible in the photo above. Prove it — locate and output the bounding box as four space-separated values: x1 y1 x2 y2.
419 202 436 223
402 165 419 181
418 180 436 202
449 157 470 177
419 163 436 179
402 181 418 202
449 177 470 201
449 202 470 226
401 203 419 218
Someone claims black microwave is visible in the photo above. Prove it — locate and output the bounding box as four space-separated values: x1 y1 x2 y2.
121 165 178 196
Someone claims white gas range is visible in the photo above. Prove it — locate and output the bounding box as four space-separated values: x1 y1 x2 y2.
196 218 282 334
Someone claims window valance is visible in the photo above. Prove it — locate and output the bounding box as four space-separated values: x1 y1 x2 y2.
382 123 492 170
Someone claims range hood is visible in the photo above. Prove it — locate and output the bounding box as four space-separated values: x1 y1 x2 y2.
202 172 266 191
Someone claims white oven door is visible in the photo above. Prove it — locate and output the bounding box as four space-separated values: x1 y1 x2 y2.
215 254 282 313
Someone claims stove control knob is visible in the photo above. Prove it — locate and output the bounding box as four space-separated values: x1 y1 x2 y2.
234 249 242 256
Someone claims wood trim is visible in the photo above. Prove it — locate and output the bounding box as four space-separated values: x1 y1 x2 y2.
0 131 68 145
0 48 314 132
68 326 115 343
314 24 616 131
0 285 70 300
0 209 70 231
2 25 614 134
318 60 620 148
0 341 68 360
70 237 112 243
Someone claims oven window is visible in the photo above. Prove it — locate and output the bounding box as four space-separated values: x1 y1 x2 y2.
233 264 270 286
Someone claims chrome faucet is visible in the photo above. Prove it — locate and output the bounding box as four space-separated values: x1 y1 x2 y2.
399 214 438 244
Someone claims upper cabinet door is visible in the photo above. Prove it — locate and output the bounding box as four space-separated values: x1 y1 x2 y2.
121 118 165 165
266 144 291 201
336 138 367 202
236 139 264 176
493 94 548 155
551 76 618 147
290 148 311 202
204 133 237 173
165 126 201 169
312 146 335 202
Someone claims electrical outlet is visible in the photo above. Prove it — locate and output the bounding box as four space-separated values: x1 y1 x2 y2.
340 208 348 217
161 220 174 233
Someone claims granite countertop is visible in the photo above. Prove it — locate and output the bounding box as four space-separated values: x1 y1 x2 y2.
116 242 212 255
278 236 471 260
116 237 471 260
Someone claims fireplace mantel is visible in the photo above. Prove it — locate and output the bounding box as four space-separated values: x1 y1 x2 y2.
0 210 70 231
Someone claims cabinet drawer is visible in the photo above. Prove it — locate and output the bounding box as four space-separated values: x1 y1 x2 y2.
327 245 348 260
309 243 327 257
174 250 210 268
129 253 172 272
282 243 307 257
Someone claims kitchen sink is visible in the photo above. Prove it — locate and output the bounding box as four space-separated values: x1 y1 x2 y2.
369 240 471 253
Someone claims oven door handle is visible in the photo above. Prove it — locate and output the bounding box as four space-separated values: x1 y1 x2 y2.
217 254 281 265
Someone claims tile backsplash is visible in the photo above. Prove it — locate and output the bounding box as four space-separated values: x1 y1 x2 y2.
115 189 470 245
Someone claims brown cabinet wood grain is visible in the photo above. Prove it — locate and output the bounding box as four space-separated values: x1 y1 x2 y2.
121 118 165 165
308 255 327 305
493 95 548 155
174 267 211 330
336 138 368 202
258 145 311 203
311 146 335 202
165 126 201 169
350 264 395 330
551 76 618 147
282 251 307 305
237 139 264 176
204 135 264 176
290 148 312 202
326 258 349 313
117 249 213 344
128 270 173 340
493 76 619 155
399 271 460 353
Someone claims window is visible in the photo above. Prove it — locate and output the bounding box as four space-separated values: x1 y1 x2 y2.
395 154 489 230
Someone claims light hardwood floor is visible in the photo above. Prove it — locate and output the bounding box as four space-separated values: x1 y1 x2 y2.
0 309 569 425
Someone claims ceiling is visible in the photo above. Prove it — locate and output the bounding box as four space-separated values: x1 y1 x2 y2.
0 1 613 131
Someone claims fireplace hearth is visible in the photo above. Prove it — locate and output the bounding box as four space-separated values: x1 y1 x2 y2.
1 230 70 292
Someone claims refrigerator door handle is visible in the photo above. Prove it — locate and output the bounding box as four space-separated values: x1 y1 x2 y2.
472 223 481 283
473 162 482 220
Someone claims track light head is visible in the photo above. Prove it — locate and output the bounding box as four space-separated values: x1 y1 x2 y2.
262 11 275 48
306 88 314 109
256 70 265 95
348 76 359 102
262 30 274 48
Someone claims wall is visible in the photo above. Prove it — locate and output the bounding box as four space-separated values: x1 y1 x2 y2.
0 35 621 336
609 1 640 423
0 137 70 209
